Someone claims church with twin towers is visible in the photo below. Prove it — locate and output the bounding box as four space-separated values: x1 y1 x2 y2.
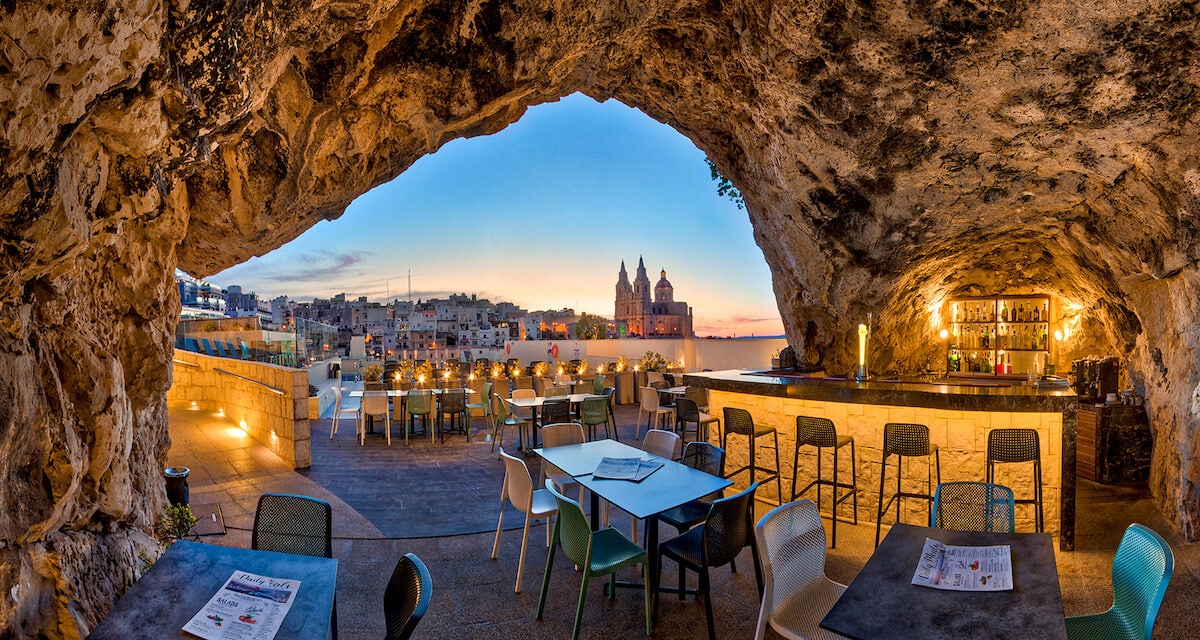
614 257 694 338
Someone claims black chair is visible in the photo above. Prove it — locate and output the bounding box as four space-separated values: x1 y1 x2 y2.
252 493 336 639
658 442 726 534
657 483 762 640
538 397 571 428
791 415 858 549
875 422 940 547
674 397 720 443
987 428 1043 532
437 389 468 442
722 407 783 503
602 387 620 442
384 553 432 640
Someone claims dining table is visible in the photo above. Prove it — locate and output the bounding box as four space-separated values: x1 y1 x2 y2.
350 388 476 435
819 522 1067 640
87 540 338 640
533 439 732 616
505 393 604 449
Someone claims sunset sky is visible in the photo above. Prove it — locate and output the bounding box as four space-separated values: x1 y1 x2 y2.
213 93 784 337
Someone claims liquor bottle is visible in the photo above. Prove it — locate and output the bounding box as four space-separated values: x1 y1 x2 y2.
1042 301 1048 322
1033 302 1040 322
983 353 992 373
1017 302 1024 322
982 326 989 349
999 301 1007 323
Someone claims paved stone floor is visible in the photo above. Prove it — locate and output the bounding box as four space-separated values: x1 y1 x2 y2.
166 401 1199 639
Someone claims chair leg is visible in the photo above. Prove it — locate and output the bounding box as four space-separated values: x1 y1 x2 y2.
536 530 557 620
642 560 652 636
491 503 505 560
875 452 888 547
572 573 591 640
515 513 532 593
701 567 716 640
772 431 783 503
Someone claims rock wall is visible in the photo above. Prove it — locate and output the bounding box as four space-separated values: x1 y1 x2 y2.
2 0 1198 635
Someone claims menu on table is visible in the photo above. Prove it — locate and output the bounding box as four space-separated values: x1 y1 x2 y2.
183 570 300 640
593 457 665 482
912 538 1013 591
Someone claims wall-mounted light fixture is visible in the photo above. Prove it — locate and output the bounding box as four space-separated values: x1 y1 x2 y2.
857 323 869 381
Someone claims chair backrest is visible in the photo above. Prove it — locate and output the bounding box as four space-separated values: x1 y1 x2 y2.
365 380 385 392
1111 523 1174 640
649 380 668 390
545 481 593 567
987 428 1040 463
682 441 726 502
674 397 701 422
554 373 574 385
580 396 609 425
702 482 759 567
541 422 585 448
362 390 389 416
663 373 676 387
883 422 931 457
755 500 834 624
479 381 493 408
684 386 708 407
512 388 536 401
440 388 466 412
592 375 606 394
498 448 535 513
723 406 756 436
251 493 333 558
646 371 664 385
795 416 839 448
544 386 568 398
541 398 571 423
495 393 516 421
641 429 682 460
407 389 433 415
639 387 663 412
383 553 432 640
932 482 1015 533
335 386 359 412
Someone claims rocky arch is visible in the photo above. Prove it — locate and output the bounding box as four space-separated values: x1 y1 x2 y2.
2 0 1199 635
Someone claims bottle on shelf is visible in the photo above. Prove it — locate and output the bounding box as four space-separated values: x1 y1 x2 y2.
999 301 1007 323
1033 302 1040 322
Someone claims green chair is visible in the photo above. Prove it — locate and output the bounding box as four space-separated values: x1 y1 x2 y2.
931 481 1015 533
1065 523 1174 640
536 481 651 640
592 374 606 395
580 396 613 441
465 381 493 442
406 390 433 443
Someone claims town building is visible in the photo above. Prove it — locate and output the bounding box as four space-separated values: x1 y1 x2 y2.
614 257 694 338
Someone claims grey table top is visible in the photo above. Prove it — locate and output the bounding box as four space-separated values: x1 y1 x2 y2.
534 439 645 477
820 523 1067 640
87 540 338 640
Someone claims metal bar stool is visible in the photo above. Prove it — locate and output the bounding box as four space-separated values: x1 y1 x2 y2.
987 428 1043 532
875 422 940 547
722 407 783 502
791 416 857 548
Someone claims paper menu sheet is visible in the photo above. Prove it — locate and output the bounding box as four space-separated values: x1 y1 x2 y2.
912 538 1013 591
183 570 300 640
593 457 664 481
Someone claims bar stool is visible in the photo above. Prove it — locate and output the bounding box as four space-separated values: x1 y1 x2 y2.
791 416 857 548
987 428 1043 532
875 422 940 547
722 407 783 502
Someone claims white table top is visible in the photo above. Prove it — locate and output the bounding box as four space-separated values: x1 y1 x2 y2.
349 388 476 398
505 393 603 408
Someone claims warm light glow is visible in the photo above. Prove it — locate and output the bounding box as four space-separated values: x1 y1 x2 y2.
216 407 225 418
225 426 248 439
469 373 475 381
858 323 868 367
597 364 605 374
394 372 401 381
939 329 949 340
557 366 564 375
634 365 640 372
418 375 426 383
189 401 199 410
1054 330 1064 341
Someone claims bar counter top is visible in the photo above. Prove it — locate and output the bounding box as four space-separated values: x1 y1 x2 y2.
683 369 1077 413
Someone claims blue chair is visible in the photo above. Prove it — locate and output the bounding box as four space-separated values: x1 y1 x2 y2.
213 341 229 358
199 338 217 357
185 337 201 353
1065 523 1174 640
931 481 1015 533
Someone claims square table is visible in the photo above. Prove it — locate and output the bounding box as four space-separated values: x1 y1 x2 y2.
534 440 732 610
820 522 1067 640
87 540 338 640
506 393 603 449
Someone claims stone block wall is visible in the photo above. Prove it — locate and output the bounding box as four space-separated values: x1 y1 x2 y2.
167 350 311 469
709 390 1063 533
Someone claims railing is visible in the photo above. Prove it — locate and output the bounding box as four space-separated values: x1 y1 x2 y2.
214 368 286 395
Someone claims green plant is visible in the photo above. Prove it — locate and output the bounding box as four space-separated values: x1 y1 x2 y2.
507 359 523 377
154 503 198 547
532 361 550 378
398 359 415 380
615 356 629 372
639 351 668 371
363 363 384 381
415 360 434 382
705 158 745 209
575 359 589 375
473 359 488 378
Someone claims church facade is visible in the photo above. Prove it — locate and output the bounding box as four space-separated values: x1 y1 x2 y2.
614 257 694 338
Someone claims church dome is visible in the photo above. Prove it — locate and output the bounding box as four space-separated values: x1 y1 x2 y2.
655 269 672 289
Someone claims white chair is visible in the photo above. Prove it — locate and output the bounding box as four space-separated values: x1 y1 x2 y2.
554 373 574 387
330 386 361 440
511 388 536 421
492 448 558 593
636 386 675 440
646 371 665 386
754 500 850 640
540 423 586 502
359 390 391 446
627 430 683 542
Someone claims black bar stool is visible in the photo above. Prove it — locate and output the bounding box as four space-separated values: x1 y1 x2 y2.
791 416 857 548
987 428 1043 532
875 422 940 547
722 407 783 502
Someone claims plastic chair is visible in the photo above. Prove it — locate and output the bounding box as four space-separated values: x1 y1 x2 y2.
1065 523 1174 640
540 422 586 501
637 386 675 440
931 481 1015 533
875 422 940 547
539 397 570 428
753 500 849 640
646 371 665 386
436 388 468 442
987 428 1043 532
330 386 361 441
603 387 620 442
592 374 606 395
492 449 558 593
383 553 432 640
406 389 433 442
252 494 337 639
580 396 613 441
791 416 857 548
360 390 391 446
642 429 682 460
658 442 726 534
494 392 528 452
722 407 783 503
536 481 651 640
685 386 710 412
545 386 569 398
465 381 494 442
657 483 762 640
511 388 537 422
675 397 720 443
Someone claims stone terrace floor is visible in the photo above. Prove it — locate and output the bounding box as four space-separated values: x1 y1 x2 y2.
166 401 1199 639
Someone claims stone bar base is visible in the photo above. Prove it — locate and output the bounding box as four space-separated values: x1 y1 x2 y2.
688 371 1078 550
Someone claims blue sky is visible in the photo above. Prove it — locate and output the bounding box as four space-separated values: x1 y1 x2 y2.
214 93 783 337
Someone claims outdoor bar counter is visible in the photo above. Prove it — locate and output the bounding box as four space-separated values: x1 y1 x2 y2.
683 370 1078 550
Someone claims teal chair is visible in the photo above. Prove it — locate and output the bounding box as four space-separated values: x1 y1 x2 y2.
536 481 651 640
931 481 1015 533
1065 523 1174 640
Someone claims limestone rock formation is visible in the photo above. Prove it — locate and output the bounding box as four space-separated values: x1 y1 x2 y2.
2 0 1199 635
